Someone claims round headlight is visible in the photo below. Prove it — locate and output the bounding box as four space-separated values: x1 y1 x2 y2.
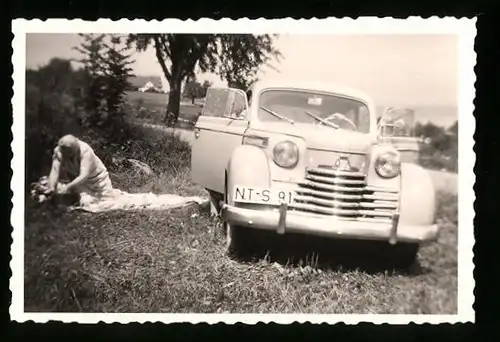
374 150 401 178
273 140 299 168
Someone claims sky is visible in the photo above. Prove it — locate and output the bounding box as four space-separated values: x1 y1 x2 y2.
26 33 458 109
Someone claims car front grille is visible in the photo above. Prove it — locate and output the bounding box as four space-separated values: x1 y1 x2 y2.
289 166 399 223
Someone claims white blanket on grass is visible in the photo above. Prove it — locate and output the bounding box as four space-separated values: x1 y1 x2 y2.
73 189 208 213
32 176 208 213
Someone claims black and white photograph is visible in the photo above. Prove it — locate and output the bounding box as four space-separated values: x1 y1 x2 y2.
10 18 476 324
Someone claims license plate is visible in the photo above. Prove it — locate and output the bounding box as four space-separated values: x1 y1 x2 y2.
234 186 294 205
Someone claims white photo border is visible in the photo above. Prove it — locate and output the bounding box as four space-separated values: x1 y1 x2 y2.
10 17 477 324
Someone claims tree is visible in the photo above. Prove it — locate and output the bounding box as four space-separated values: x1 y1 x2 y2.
201 80 212 98
25 59 88 182
127 34 281 126
74 34 135 134
105 35 136 122
183 78 203 104
414 121 458 172
183 78 212 104
202 80 212 89
447 120 458 136
415 122 445 143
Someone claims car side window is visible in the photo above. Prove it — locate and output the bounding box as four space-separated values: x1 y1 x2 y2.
229 92 249 119
202 88 248 119
202 89 231 118
229 92 246 115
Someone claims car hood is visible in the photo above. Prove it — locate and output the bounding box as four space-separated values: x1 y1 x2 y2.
249 122 374 154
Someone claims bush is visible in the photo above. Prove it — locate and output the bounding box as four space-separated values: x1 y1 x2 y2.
25 60 87 183
415 121 458 173
435 190 458 226
418 152 458 173
84 123 192 175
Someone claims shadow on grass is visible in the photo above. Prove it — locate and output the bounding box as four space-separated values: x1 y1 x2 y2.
223 190 457 277
226 228 431 276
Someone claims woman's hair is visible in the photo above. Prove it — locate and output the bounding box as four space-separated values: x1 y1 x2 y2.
58 135 80 153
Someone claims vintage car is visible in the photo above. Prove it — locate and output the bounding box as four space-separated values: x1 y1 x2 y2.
191 80 439 267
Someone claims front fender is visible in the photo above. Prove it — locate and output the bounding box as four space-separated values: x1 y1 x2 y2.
399 163 436 226
226 145 271 204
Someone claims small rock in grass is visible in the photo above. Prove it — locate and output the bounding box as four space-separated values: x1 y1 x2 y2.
301 265 313 275
273 262 285 274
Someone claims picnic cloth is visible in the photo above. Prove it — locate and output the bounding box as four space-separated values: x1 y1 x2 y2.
31 175 208 213
75 189 208 213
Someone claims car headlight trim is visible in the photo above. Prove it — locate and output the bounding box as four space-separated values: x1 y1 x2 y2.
273 140 299 168
374 149 401 178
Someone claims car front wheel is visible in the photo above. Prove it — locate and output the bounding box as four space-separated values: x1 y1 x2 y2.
223 176 261 259
385 242 419 270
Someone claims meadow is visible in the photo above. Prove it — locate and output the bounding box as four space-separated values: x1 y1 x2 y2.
24 119 459 314
125 91 201 128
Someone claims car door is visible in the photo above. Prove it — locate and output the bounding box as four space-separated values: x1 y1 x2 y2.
378 107 416 137
191 87 250 194
378 107 420 163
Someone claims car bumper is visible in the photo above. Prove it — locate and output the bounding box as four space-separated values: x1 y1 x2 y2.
220 204 440 245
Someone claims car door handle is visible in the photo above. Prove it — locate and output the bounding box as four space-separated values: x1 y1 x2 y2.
194 128 200 139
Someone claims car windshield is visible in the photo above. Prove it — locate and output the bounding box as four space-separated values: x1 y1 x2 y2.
257 89 371 133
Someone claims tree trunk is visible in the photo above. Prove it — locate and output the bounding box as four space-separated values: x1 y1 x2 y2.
165 78 182 127
191 96 195 104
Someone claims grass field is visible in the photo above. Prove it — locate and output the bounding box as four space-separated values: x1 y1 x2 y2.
125 91 201 127
24 125 458 314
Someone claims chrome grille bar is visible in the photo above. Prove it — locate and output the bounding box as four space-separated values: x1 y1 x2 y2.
362 193 399 201
295 196 397 210
365 186 399 193
289 203 395 217
305 174 366 185
306 167 365 178
296 188 363 200
294 195 361 208
298 181 365 193
359 201 398 209
290 165 400 220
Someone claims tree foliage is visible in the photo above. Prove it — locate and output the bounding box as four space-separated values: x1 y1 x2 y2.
202 80 212 90
415 120 458 172
25 59 88 183
127 34 281 126
74 34 135 134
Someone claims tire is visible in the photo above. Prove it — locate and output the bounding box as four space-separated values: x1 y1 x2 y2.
226 225 256 258
387 242 419 270
206 189 223 217
359 240 419 270
223 174 259 258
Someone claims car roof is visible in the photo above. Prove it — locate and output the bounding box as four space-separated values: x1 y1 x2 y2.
251 78 374 103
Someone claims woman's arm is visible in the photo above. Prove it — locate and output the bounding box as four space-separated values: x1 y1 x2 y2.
46 147 62 193
65 149 93 192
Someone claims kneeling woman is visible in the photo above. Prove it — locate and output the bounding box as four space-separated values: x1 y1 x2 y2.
45 134 114 206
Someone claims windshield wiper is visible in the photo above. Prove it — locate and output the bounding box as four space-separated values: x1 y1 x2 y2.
260 106 295 125
304 111 339 129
